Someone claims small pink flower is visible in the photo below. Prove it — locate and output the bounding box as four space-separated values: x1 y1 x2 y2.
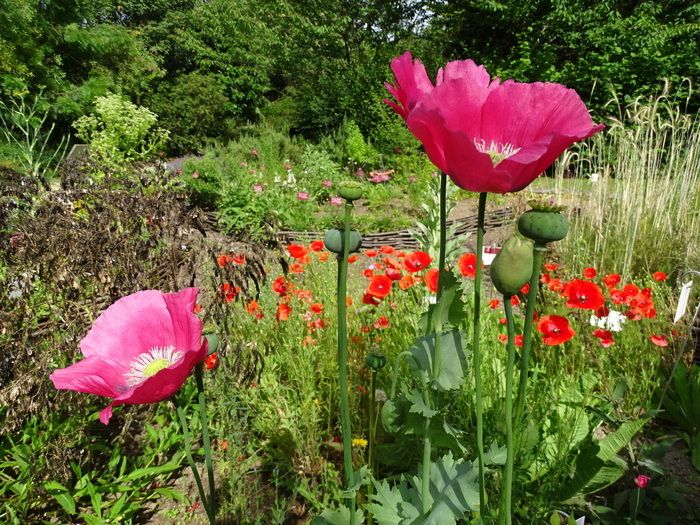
330 197 343 206
50 289 206 424
322 179 333 188
297 191 309 201
634 474 651 489
191 171 200 179
252 184 264 193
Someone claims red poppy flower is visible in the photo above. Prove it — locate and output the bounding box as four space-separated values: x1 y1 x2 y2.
246 300 260 314
425 267 439 293
537 315 575 345
592 329 615 347
374 316 390 329
276 303 292 321
540 272 551 284
652 271 667 282
232 254 246 265
458 253 479 278
310 240 325 252
318 252 329 262
272 276 288 296
348 255 358 263
489 298 500 309
368 275 393 298
398 275 415 290
384 267 401 281
204 352 220 371
363 292 382 306
310 303 324 314
515 335 523 348
510 295 521 307
634 475 651 489
610 288 625 304
544 263 559 272
218 283 240 302
602 274 622 288
548 278 565 293
622 284 640 302
650 334 668 347
594 305 610 318
498 334 508 343
289 263 304 274
498 317 507 325
379 245 395 255
217 254 229 268
194 303 203 313
296 289 313 301
385 52 603 193
287 244 308 259
565 279 605 310
364 249 378 257
363 268 375 279
404 251 432 272
583 267 597 279
520 283 530 295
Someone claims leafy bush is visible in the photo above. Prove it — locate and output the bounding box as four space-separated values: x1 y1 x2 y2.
72 93 169 165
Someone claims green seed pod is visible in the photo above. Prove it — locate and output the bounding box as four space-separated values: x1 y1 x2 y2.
490 234 534 296
518 210 569 244
365 351 387 372
338 181 364 201
324 228 362 255
205 333 219 356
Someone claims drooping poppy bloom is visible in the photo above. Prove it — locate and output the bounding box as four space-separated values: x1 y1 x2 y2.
404 251 432 273
50 288 206 424
363 292 382 306
276 303 292 321
385 52 604 193
386 267 403 281
374 316 390 330
650 334 668 347
634 475 651 489
367 275 393 298
592 329 615 348
652 271 667 282
537 315 575 345
458 253 479 278
425 267 439 293
310 240 325 252
564 279 605 310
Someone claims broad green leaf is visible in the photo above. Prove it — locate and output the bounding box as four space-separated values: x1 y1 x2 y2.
408 330 467 391
43 481 76 515
341 466 370 499
597 418 649 462
121 460 180 482
483 442 507 466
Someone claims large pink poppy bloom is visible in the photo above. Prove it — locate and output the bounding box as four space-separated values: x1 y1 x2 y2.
385 51 604 193
50 288 206 424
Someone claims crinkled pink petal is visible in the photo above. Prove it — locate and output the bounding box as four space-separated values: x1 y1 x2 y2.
50 356 128 397
99 404 114 424
387 51 434 118
80 290 176 362
440 59 495 88
162 288 202 355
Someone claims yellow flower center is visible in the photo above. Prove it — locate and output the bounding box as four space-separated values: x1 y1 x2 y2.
124 345 184 387
143 358 171 378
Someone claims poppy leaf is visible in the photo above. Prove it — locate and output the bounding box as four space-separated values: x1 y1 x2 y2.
406 389 438 418
311 505 365 525
408 330 468 391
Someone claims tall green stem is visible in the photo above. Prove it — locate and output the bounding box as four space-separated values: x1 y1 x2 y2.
176 398 215 524
337 202 356 517
500 296 516 525
515 246 545 425
473 192 488 519
194 363 216 520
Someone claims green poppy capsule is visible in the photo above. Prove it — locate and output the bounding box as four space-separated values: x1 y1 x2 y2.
338 181 364 201
490 234 534 296
324 228 362 255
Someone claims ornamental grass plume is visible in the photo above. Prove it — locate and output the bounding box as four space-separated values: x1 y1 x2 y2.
385 51 604 193
50 288 206 424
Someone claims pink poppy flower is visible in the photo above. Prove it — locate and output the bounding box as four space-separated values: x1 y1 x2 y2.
385 51 604 193
330 196 343 206
297 191 309 201
50 288 206 424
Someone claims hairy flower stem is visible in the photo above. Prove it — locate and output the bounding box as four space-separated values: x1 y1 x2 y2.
514 246 545 427
195 363 217 521
367 371 377 525
473 192 488 519
337 202 356 518
500 297 516 525
176 398 215 524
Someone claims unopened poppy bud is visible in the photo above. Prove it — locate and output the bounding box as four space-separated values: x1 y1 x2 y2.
365 351 387 372
490 234 534 296
518 201 569 245
338 181 364 201
324 228 362 255
205 333 219 356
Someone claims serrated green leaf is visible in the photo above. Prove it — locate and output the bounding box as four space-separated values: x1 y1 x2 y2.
312 505 365 525
406 389 437 418
408 330 467 391
483 442 507 466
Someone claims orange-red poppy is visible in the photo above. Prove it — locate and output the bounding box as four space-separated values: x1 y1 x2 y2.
537 315 575 345
564 279 605 310
404 251 432 273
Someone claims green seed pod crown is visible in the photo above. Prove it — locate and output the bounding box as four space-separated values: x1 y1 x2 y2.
338 181 364 201
365 351 387 372
324 228 362 255
517 199 569 244
490 233 534 296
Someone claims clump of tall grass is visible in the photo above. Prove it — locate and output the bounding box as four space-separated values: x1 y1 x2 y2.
549 83 699 279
